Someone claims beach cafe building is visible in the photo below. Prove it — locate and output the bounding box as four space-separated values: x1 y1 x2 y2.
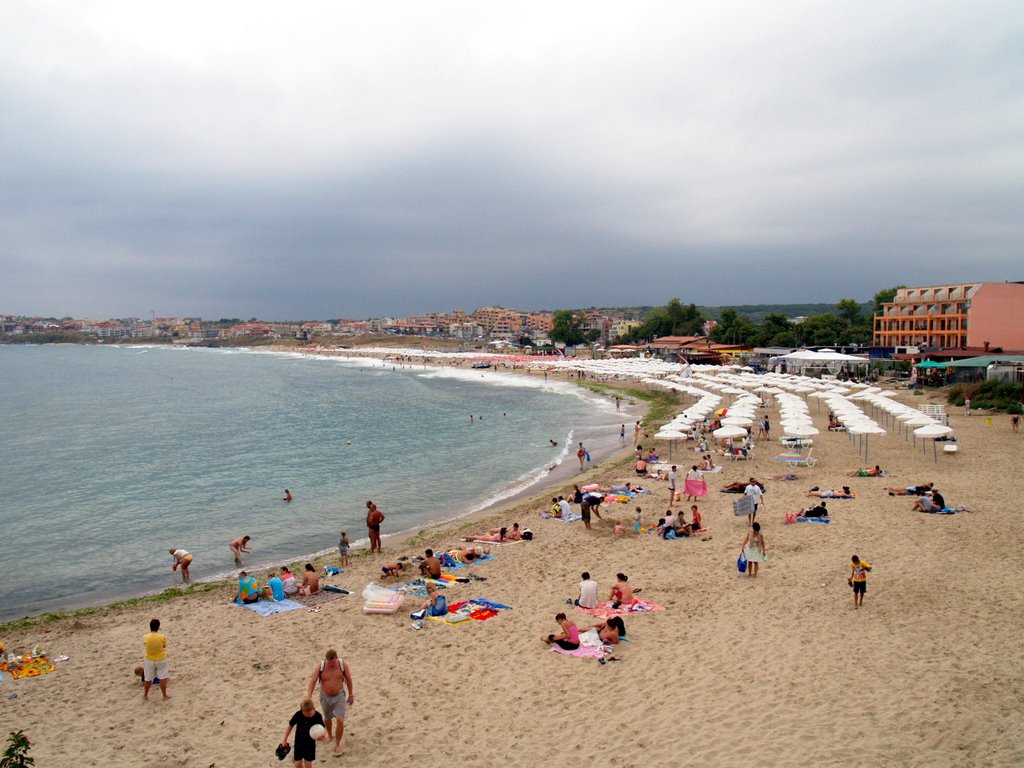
921 355 1024 385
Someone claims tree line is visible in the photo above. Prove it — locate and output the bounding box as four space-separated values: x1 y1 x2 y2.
549 288 902 348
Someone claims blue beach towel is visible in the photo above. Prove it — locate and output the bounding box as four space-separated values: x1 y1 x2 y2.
232 599 304 616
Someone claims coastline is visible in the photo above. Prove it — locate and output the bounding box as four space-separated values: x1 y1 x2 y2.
0 346 647 627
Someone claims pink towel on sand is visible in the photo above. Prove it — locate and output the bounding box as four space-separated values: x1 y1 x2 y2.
575 600 666 619
550 644 608 658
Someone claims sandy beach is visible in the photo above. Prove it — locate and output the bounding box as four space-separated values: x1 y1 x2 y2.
3 378 1024 768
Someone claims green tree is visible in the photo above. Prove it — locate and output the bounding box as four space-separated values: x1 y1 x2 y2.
836 298 862 325
871 286 904 317
549 310 587 346
711 308 758 344
621 298 705 342
755 313 795 347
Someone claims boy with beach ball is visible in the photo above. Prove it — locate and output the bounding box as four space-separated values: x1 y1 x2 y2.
280 698 326 766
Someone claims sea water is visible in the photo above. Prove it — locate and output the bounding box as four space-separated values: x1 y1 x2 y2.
0 344 618 621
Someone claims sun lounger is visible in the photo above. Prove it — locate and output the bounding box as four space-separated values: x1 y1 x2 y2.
774 448 817 467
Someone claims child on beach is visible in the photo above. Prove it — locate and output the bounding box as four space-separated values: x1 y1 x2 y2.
280 698 326 768
849 555 872 609
633 507 642 534
381 561 407 578
338 531 350 568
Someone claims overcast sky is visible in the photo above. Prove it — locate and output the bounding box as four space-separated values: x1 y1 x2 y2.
1 1 1022 320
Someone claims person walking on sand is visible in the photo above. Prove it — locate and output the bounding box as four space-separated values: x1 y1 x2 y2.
964 398 971 417
744 478 764 525
1013 413 1021 433
280 697 326 768
740 522 766 578
633 420 642 447
366 501 384 554
307 649 354 755
667 465 677 507
620 424 625 443
577 442 587 471
142 618 170 701
849 554 872 609
229 535 252 564
169 548 192 583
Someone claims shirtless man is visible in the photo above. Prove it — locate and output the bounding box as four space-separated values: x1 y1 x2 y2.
229 535 252 565
366 501 385 554
419 549 442 579
307 649 354 755
609 573 639 609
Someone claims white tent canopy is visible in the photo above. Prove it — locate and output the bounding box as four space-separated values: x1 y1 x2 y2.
770 349 870 374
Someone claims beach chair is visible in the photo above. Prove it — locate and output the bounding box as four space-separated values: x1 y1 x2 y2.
774 448 817 467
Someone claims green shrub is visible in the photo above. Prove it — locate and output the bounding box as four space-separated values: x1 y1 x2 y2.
947 380 1023 411
1 730 33 768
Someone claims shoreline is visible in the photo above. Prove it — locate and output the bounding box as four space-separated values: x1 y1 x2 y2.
0 348 650 628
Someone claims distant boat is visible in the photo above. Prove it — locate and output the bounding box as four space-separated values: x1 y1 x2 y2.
472 362 492 369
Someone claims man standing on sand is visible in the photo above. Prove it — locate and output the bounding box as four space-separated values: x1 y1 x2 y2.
142 618 170 701
849 554 872 609
307 649 354 755
366 501 384 554
667 465 677 507
633 421 642 447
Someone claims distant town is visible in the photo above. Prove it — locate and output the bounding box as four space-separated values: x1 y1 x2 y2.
0 306 619 346
3 281 1024 370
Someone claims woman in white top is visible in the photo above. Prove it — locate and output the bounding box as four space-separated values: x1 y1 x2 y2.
740 523 766 578
169 548 193 583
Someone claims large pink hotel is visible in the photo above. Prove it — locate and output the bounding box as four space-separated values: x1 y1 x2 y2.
873 282 1024 351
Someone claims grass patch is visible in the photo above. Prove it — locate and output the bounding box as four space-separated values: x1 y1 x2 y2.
0 581 222 634
575 382 679 426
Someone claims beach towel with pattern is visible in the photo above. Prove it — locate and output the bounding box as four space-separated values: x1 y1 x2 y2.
427 598 511 626
575 600 665 619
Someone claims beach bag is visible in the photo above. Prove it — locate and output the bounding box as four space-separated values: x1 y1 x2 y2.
737 551 748 573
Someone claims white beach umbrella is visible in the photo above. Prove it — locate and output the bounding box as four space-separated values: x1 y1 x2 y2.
713 426 748 439
914 423 954 462
721 416 753 427
782 424 820 437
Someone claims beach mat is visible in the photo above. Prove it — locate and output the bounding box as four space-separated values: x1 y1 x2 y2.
439 553 495 569
540 513 583 523
232 599 304 616
550 644 608 658
1 655 57 679
575 600 665 619
396 575 462 596
426 598 511 626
